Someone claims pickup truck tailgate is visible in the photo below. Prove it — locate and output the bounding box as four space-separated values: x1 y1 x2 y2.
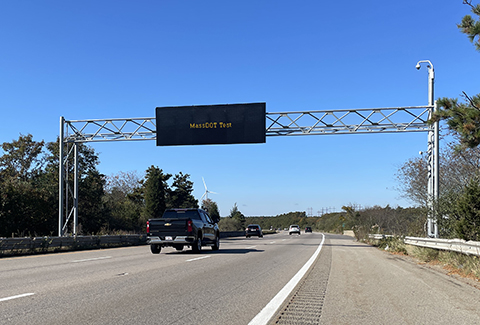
148 218 190 238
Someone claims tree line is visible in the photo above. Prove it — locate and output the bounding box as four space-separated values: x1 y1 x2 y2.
0 134 222 237
0 132 297 237
240 207 425 240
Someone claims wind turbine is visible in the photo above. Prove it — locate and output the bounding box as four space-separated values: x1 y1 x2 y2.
201 177 218 201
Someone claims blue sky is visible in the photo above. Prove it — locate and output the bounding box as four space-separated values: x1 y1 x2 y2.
1 1 479 217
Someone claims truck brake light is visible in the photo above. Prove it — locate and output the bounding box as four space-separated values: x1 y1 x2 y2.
146 221 150 234
187 220 193 233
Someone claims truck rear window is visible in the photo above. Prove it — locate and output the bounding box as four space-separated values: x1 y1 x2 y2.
162 210 201 220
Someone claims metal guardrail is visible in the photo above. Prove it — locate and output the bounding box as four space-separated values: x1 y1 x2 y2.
368 234 480 257
219 231 245 238
404 236 480 257
0 235 147 255
368 234 394 240
0 232 247 257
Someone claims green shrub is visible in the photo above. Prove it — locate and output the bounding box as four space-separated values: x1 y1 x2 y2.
218 217 243 231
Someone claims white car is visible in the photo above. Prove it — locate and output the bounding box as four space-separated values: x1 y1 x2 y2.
289 225 301 235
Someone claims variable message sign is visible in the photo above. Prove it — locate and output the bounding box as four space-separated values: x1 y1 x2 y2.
156 103 266 146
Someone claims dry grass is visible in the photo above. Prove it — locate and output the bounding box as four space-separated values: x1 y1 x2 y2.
405 245 480 282
365 237 480 282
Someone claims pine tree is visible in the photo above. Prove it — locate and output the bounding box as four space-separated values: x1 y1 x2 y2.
143 166 171 218
432 1 480 150
454 177 480 241
168 172 198 209
459 1 480 50
229 203 246 228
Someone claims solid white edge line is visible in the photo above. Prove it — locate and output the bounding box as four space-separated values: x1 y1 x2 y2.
0 293 35 302
248 233 325 325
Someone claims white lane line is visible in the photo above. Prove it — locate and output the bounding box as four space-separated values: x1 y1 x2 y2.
269 241 276 244
245 246 257 249
248 233 325 325
186 255 211 262
0 293 35 302
72 256 112 263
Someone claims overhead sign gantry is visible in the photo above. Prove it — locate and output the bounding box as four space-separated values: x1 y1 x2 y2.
59 60 439 238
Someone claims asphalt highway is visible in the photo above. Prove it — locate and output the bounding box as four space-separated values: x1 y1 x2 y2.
2 233 480 325
1 232 322 324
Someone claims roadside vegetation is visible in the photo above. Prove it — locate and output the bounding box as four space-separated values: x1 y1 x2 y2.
0 135 200 237
364 236 480 282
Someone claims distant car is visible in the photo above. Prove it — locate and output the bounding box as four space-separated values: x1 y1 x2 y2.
246 224 263 238
305 226 312 233
289 225 301 235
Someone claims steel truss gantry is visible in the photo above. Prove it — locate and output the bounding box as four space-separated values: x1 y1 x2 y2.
265 106 432 136
59 104 438 237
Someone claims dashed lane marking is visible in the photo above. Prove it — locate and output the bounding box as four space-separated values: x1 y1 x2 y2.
72 256 112 263
186 255 211 262
0 293 35 302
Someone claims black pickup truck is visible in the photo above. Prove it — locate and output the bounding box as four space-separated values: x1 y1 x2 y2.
146 208 220 254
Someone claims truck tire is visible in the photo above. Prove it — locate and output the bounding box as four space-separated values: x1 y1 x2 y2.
150 244 161 254
192 235 202 253
212 234 220 251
